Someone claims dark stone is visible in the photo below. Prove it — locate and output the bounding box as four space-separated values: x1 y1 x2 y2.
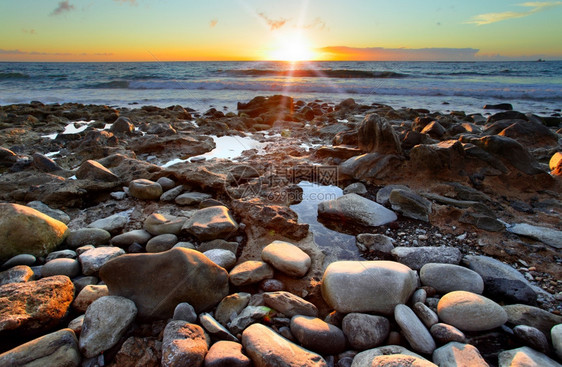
483 103 513 110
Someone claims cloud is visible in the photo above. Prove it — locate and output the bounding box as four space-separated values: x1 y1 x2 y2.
303 17 327 30
51 0 74 16
22 29 36 35
258 12 289 30
0 49 112 57
319 46 481 61
210 19 218 28
466 1 562 25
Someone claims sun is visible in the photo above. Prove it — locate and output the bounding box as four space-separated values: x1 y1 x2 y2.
267 33 315 62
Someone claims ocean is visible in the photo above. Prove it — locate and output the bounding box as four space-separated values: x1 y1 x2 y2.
1 61 561 116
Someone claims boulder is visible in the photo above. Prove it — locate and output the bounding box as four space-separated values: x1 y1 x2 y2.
78 246 124 275
162 321 209 367
110 116 134 134
432 342 488 367
462 255 537 304
263 291 318 318
291 315 346 355
318 194 397 228
513 325 549 354
65 228 111 248
409 140 465 172
79 296 137 358
420 263 484 294
498 346 560 367
339 153 403 181
0 328 80 367
181 206 239 241
388 189 432 222
146 234 178 253
0 203 68 261
242 323 326 367
26 201 71 224
110 336 162 367
357 114 402 155
129 179 163 200
498 120 558 147
321 260 418 314
356 233 395 255
204 340 251 367
391 246 461 270
437 291 508 331
394 304 436 355
100 248 229 318
342 313 390 350
261 240 311 277
76 160 119 182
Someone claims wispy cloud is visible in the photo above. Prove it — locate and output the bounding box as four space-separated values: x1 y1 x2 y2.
319 46 481 61
258 12 289 30
51 0 74 16
22 29 36 35
466 1 562 25
210 19 218 28
303 17 327 30
0 49 113 57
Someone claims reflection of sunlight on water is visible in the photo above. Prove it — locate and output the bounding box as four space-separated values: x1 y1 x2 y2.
290 181 361 264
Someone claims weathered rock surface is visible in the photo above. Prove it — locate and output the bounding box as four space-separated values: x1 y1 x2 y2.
321 260 418 314
242 323 327 367
78 246 124 275
358 114 402 155
498 346 560 367
389 189 432 222
100 248 229 318
432 342 488 367
437 291 508 331
79 295 137 358
342 313 390 350
181 206 239 241
0 275 74 334
110 336 162 367
0 265 34 286
318 194 397 228
263 291 318 317
129 179 163 200
204 340 251 367
229 261 274 286
162 321 209 367
0 203 68 261
143 213 187 235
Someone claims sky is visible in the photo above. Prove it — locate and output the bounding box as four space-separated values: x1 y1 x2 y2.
1 0 561 61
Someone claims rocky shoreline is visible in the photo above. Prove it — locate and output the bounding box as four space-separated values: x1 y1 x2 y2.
0 96 561 366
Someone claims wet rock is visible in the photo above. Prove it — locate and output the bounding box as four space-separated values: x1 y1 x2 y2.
410 140 465 172
437 291 508 332
342 313 390 350
162 321 209 367
229 261 274 286
376 184 411 206
420 263 484 294
175 192 212 206
391 246 462 270
26 200 71 224
462 255 537 304
72 284 109 313
506 223 562 249
65 228 111 248
0 203 68 261
430 323 467 344
497 119 558 147
357 114 402 155
291 315 346 355
432 342 488 367
263 291 318 317
0 265 34 286
41 258 81 278
32 152 63 172
100 248 229 318
181 206 239 241
322 260 418 314
318 193 397 228
79 246 124 275
79 295 137 358
421 121 446 138
389 188 432 222
513 325 549 354
110 336 162 367
129 179 163 200
215 292 251 326
339 153 403 181
261 240 311 277
503 304 562 338
146 234 178 253
498 346 560 367
395 304 436 355
0 275 74 334
0 328 80 367
110 116 134 134
484 103 513 110
242 323 327 367
111 229 152 247
204 340 251 367
143 213 187 235
173 302 197 323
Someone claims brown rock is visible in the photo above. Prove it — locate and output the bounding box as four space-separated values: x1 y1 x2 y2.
76 160 119 182
162 321 209 367
100 248 229 319
0 275 75 334
109 336 162 367
358 114 402 155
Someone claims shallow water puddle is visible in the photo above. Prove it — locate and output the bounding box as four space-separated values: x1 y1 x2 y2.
162 135 265 167
290 181 361 264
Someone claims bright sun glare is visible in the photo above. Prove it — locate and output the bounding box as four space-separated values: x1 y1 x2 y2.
268 34 315 62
